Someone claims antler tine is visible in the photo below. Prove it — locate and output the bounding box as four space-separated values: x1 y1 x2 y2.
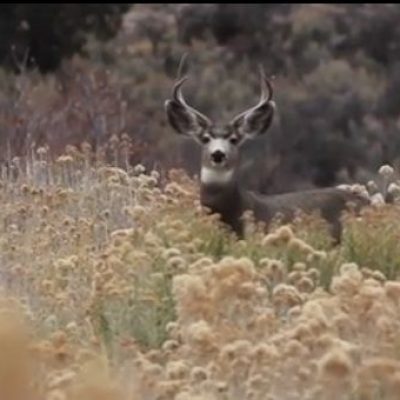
172 52 188 104
172 76 189 103
170 69 212 125
177 52 188 80
258 64 274 102
229 66 275 127
169 52 212 125
172 53 190 104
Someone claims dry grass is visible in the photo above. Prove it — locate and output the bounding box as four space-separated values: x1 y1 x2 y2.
0 145 400 399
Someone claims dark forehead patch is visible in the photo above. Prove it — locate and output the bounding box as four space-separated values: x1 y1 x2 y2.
209 125 232 138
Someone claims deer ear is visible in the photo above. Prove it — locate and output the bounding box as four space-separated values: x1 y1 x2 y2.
165 99 193 135
232 100 275 141
164 99 209 138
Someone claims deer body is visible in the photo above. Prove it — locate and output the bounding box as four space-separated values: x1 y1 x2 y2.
165 70 368 242
201 177 367 241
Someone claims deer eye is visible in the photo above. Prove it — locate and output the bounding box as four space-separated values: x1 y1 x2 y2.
201 135 211 144
229 136 240 145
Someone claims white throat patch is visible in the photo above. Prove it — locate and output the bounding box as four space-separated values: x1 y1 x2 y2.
201 167 234 185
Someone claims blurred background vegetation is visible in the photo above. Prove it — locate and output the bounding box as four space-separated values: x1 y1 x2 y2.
0 4 400 194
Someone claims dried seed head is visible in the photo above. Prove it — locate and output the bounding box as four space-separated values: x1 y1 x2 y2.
275 225 294 242
379 164 394 178
190 366 209 382
388 182 400 197
371 192 385 207
318 348 353 379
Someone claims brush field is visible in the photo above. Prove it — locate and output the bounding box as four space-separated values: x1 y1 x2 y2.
0 146 400 400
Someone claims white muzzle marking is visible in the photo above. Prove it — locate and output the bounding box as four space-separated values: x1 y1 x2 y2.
209 138 229 153
201 167 234 185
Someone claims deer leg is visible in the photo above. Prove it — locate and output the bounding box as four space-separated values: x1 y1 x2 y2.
328 219 342 246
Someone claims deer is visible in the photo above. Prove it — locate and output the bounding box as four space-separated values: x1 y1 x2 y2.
164 69 369 243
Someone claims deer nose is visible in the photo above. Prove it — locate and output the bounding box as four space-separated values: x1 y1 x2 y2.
211 150 226 164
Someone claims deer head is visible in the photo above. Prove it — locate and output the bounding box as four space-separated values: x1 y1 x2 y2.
165 69 276 185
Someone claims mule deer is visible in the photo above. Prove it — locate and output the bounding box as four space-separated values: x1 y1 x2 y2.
164 71 369 242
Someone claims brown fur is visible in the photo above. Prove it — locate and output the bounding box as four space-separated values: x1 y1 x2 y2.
202 181 369 243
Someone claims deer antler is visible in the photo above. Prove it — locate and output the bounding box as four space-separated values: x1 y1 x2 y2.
230 66 275 131
172 76 189 103
170 59 212 126
258 64 274 103
176 52 188 80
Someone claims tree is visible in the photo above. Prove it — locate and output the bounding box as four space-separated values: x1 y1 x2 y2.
0 4 130 73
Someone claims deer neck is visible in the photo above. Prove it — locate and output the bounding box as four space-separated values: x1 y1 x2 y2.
200 166 236 187
200 166 245 234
